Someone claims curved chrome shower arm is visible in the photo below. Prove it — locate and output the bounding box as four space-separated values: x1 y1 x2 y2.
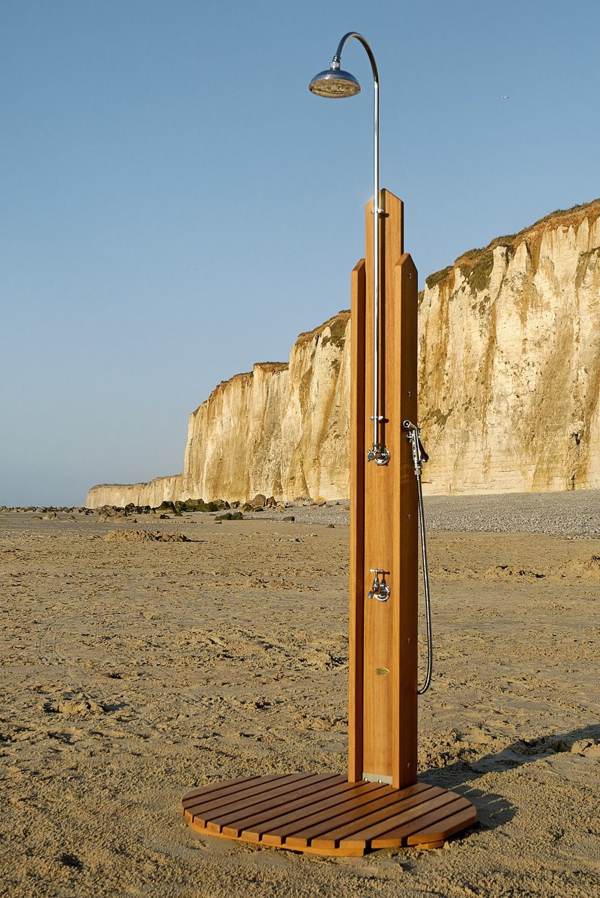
332 32 380 88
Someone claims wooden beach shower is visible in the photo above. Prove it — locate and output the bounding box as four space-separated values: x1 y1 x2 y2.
181 192 477 856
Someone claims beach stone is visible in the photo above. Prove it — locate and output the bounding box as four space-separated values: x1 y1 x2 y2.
103 530 191 543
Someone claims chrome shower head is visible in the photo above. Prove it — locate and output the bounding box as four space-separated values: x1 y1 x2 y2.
308 66 361 98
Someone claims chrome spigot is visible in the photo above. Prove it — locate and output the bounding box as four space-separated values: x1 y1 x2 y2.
368 416 390 465
367 443 390 465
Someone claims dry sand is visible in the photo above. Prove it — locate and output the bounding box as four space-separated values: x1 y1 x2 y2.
1 506 598 897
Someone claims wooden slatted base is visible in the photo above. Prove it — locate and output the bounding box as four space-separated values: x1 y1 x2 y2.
182 774 476 856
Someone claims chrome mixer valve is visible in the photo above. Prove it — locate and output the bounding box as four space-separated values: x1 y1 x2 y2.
368 568 390 602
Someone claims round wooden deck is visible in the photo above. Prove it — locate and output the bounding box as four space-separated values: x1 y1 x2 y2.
182 773 476 856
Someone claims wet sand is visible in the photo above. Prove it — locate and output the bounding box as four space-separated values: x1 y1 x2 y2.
1 508 598 897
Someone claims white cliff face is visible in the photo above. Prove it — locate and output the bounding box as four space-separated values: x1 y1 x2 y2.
86 200 600 508
85 474 190 509
183 314 351 503
418 202 600 493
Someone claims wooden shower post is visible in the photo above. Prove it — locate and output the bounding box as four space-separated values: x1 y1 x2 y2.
180 190 477 855
348 189 419 788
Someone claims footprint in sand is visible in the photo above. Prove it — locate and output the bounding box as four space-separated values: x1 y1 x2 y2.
41 690 115 717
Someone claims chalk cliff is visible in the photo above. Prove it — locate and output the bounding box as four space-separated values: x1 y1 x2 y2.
86 199 600 507
86 314 351 507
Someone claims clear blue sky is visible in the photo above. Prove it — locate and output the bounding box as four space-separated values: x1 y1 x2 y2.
1 1 598 505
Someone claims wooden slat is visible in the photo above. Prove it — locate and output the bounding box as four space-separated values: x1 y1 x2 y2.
345 792 464 849
241 783 384 845
188 819 369 857
204 774 341 833
220 777 353 840
182 775 260 804
371 798 471 848
406 804 477 846
183 774 298 815
348 256 366 783
192 773 323 822
308 783 438 851
267 783 391 850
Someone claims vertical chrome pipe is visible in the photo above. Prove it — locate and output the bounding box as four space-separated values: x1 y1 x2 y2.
372 75 380 457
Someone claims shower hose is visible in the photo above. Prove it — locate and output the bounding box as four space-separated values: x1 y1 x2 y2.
402 420 433 695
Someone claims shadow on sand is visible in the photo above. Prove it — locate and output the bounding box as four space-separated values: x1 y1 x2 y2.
421 722 599 831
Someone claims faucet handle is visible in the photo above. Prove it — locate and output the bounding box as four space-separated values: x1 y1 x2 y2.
377 581 390 601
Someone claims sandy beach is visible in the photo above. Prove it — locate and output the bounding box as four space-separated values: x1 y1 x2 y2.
1 500 598 897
